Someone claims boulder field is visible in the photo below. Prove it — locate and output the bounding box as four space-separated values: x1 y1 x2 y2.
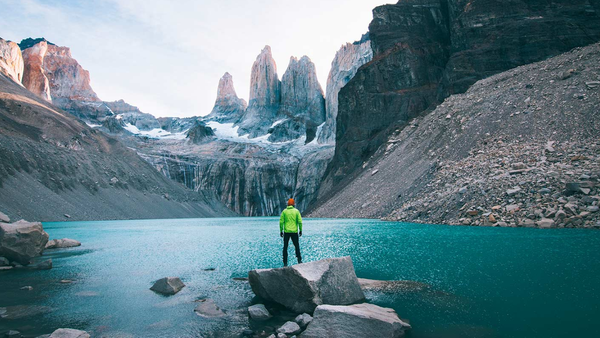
248 257 411 338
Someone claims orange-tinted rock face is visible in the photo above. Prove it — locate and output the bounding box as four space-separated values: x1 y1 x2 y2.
0 38 24 85
21 40 51 102
43 44 99 102
21 39 99 103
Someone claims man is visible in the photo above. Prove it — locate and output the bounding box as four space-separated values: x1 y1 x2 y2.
280 198 302 266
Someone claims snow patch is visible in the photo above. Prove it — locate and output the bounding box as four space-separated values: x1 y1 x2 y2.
123 123 187 140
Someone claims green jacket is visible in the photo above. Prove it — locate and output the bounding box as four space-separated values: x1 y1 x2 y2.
280 206 303 233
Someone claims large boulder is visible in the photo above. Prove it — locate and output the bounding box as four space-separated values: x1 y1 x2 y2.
48 328 90 338
300 303 411 338
150 277 185 295
248 257 365 313
0 220 49 265
45 238 81 249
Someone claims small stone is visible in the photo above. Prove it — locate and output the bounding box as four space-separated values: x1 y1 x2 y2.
587 206 599 213
488 214 497 223
512 162 527 170
458 186 468 194
585 81 600 88
0 257 9 266
371 169 379 176
277 321 301 335
5 330 21 338
555 210 567 221
537 218 555 228
150 277 185 295
539 188 551 194
506 204 520 213
20 286 33 291
467 210 478 216
248 304 272 321
521 219 536 227
242 329 254 336
49 328 90 338
506 187 522 196
295 313 313 328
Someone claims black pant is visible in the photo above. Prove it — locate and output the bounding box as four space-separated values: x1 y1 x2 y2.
283 233 301 266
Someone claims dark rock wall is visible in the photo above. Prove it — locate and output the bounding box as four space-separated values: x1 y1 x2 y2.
325 0 600 193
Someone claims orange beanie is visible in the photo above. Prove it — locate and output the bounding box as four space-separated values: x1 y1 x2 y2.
288 198 295 206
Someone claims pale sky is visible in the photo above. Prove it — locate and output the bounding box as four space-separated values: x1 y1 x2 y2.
0 0 391 118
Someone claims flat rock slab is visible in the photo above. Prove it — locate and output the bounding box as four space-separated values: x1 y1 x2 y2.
46 238 81 249
0 220 49 265
300 303 411 338
249 256 365 313
150 277 185 295
49 329 90 338
194 299 226 318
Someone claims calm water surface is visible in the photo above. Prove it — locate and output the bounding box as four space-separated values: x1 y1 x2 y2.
1 218 599 337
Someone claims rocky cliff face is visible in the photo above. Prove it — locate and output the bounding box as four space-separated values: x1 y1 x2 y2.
237 46 281 137
21 39 99 104
318 35 372 144
206 72 247 123
0 38 24 85
270 56 326 143
21 40 51 102
310 42 600 229
0 70 233 221
322 0 600 195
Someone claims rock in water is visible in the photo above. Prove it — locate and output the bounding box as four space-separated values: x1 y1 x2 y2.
248 304 272 321
45 238 81 249
0 38 24 85
318 34 373 144
150 277 185 295
205 72 247 123
248 256 365 313
0 220 49 265
276 321 301 335
48 328 90 338
0 211 10 223
300 303 411 338
194 299 226 318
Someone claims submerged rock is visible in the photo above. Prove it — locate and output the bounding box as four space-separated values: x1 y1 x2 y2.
48 328 90 338
300 303 411 338
45 238 81 249
0 220 49 265
248 256 365 313
0 211 10 223
194 299 226 318
150 277 185 295
357 278 429 293
248 304 272 321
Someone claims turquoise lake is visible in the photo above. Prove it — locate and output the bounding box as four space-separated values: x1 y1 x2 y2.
1 218 600 337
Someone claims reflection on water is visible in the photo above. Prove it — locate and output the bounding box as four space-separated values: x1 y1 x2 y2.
1 218 600 337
